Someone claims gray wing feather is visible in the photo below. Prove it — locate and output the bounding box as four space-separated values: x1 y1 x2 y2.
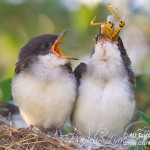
118 37 135 91
74 63 87 84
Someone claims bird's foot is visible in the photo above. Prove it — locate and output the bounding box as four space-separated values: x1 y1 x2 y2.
44 129 62 138
44 130 54 137
26 125 41 133
26 124 34 130
54 129 62 137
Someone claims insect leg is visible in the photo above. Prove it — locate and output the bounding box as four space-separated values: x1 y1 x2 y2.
90 16 108 26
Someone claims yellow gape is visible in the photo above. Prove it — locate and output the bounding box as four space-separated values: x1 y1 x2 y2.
90 5 125 43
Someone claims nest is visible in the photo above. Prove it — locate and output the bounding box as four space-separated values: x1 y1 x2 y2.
0 115 141 150
0 116 77 150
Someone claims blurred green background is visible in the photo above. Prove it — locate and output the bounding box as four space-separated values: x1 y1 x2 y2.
0 0 150 132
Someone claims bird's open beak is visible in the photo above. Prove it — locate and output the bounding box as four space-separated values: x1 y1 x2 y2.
97 34 113 43
50 29 78 60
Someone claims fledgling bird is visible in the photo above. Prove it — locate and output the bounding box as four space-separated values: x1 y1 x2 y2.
72 34 135 138
12 29 77 131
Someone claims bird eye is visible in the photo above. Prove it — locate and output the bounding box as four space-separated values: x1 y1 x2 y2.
44 42 50 48
42 42 50 48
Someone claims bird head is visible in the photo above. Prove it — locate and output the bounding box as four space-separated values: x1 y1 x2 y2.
92 34 120 62
19 29 78 60
15 29 78 74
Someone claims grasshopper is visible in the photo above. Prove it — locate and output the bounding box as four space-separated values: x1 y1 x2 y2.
90 5 126 43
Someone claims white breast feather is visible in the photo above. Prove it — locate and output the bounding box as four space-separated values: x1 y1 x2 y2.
12 54 77 130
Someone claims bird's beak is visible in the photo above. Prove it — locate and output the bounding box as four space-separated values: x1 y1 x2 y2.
97 34 113 43
97 34 107 42
50 29 78 60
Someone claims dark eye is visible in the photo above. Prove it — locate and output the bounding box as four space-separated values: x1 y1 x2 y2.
42 42 50 49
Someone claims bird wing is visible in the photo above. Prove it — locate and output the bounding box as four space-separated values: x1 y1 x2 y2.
117 37 135 91
63 62 73 73
15 61 26 74
74 62 87 84
14 57 32 74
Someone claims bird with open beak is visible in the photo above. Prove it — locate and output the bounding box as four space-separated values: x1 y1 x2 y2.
72 34 135 138
12 29 77 132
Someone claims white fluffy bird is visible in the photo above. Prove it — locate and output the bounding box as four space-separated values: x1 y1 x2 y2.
72 34 135 138
12 30 77 131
